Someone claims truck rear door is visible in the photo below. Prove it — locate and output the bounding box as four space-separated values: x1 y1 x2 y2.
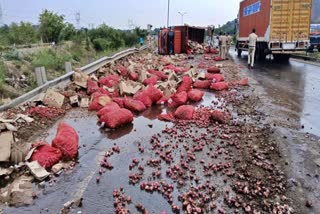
270 0 312 50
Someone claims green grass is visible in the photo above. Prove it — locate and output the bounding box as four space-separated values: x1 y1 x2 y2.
0 60 6 84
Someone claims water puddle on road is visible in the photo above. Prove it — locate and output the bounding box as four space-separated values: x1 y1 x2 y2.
4 91 224 214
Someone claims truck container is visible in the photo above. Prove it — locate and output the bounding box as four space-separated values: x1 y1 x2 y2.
158 25 205 55
236 0 313 60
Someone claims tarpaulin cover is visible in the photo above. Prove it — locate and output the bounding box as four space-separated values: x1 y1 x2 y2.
52 122 79 159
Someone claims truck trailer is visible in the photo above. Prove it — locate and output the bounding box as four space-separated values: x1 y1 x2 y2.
236 0 313 60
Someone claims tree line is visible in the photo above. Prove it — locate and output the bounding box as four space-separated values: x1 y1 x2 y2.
0 10 149 51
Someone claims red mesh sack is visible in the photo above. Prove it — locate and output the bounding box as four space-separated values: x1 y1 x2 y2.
210 82 229 91
99 108 134 129
176 76 193 93
96 88 111 96
30 142 62 168
118 65 129 77
156 96 169 105
87 79 99 95
134 91 152 107
211 49 219 54
193 80 211 89
188 89 204 102
158 112 174 121
174 67 189 74
99 75 119 88
97 102 120 118
168 100 179 108
143 76 159 86
52 122 79 159
129 72 139 81
148 69 168 81
213 56 223 61
145 85 163 103
113 97 124 108
236 78 249 86
124 97 146 112
88 94 112 111
198 62 207 69
207 66 221 73
174 105 195 120
171 91 188 105
164 64 176 70
206 73 224 82
211 110 229 123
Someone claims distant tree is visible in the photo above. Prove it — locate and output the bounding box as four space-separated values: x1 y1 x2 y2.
59 23 77 41
39 10 65 43
8 22 37 45
134 27 148 39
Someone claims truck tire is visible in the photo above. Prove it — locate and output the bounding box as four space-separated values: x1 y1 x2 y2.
237 49 242 57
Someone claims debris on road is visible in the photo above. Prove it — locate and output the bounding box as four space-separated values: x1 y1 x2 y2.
0 131 14 161
43 90 65 109
26 161 50 181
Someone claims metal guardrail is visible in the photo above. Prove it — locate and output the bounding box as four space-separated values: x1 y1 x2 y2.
0 46 147 112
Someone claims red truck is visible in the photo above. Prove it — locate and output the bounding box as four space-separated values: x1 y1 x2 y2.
236 0 313 60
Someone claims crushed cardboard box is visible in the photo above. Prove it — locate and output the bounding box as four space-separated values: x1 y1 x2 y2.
98 95 112 106
26 161 50 181
0 131 13 162
73 70 89 88
80 98 89 108
43 90 65 108
119 81 142 95
69 95 79 106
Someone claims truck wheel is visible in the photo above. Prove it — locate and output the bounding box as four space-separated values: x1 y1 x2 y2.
237 49 242 57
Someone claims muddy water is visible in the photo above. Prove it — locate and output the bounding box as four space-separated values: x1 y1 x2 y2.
4 91 225 214
232 51 320 136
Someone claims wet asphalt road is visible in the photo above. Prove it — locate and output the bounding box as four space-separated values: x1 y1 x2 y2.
4 51 320 214
231 50 320 213
232 50 320 137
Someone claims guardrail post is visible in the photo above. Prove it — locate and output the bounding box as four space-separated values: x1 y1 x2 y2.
35 67 47 86
65 61 72 74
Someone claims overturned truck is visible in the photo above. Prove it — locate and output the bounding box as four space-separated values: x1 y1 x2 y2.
158 25 205 55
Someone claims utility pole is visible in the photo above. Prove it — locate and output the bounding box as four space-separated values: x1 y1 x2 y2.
75 12 80 29
0 3 3 27
167 0 170 27
178 12 187 25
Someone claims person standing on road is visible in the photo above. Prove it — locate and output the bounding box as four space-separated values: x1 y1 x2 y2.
139 37 144 46
227 32 232 56
219 33 227 60
218 32 222 57
248 28 258 68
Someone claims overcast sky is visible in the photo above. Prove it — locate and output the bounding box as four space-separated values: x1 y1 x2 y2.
1 0 241 29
